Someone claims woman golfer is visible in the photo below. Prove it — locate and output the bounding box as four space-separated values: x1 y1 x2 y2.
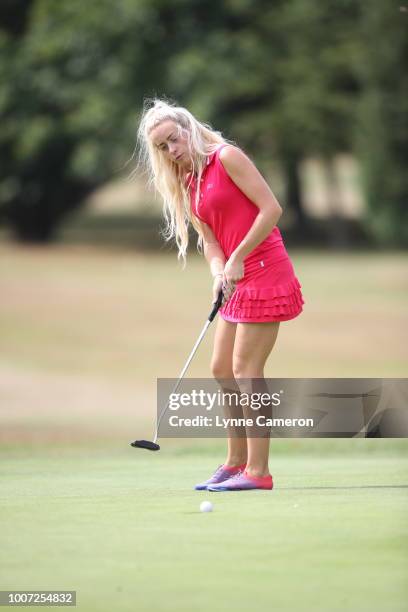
137 98 304 491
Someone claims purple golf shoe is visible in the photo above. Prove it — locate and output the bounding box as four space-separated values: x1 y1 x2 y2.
194 464 246 490
207 469 273 491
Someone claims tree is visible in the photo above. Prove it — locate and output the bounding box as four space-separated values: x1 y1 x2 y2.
353 1 408 246
0 0 171 241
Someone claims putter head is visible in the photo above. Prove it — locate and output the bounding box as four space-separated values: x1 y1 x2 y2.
130 439 160 451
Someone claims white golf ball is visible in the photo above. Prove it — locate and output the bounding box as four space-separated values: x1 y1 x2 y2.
200 501 213 513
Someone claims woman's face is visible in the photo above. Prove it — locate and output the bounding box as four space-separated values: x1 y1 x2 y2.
150 120 192 170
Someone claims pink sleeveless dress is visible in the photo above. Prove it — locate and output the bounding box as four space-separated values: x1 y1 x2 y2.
188 144 304 323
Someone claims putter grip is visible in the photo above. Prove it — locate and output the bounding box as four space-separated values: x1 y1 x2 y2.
208 289 224 322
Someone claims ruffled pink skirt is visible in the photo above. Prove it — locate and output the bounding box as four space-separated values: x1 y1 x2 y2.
219 242 304 323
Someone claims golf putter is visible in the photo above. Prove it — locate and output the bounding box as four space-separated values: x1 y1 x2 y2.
130 289 224 451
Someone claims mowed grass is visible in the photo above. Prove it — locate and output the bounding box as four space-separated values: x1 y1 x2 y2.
0 243 407 383
1 445 407 612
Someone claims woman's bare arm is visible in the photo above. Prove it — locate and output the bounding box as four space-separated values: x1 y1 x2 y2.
196 218 226 278
219 145 282 263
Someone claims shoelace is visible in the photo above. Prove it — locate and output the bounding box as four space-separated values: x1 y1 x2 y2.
223 469 244 482
210 465 242 482
212 465 225 476
206 465 227 481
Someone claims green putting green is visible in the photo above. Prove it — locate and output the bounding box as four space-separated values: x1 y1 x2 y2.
1 444 407 612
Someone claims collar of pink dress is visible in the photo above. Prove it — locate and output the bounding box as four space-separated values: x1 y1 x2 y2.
184 147 222 186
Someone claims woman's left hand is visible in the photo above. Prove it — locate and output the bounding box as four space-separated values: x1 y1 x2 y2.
222 255 244 301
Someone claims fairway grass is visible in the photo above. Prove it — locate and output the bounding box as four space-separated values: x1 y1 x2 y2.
0 244 407 381
1 446 407 612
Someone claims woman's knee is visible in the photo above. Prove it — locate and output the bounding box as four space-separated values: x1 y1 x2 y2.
232 356 263 380
210 357 234 381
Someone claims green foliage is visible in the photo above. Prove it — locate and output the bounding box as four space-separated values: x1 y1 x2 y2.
0 0 406 244
353 1 408 246
0 0 161 240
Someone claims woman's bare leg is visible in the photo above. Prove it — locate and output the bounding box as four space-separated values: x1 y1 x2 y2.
211 317 247 467
232 321 280 477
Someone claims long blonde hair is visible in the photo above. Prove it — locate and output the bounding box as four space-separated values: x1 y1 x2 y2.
134 97 232 265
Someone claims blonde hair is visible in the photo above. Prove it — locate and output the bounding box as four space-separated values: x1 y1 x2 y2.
134 97 232 266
